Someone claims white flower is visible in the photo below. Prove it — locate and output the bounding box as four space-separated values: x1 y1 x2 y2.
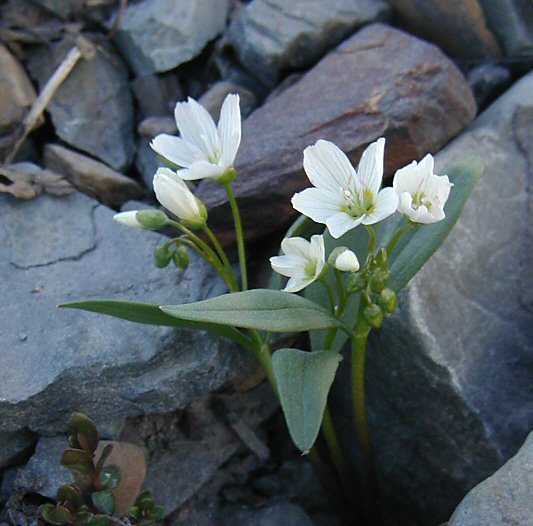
150 94 241 183
291 138 398 239
393 154 453 224
153 167 207 228
329 247 360 272
113 211 143 228
270 235 326 293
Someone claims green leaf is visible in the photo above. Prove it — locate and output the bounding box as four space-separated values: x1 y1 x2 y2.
41 504 74 525
61 449 92 475
386 156 483 292
68 413 98 454
86 516 110 526
128 506 140 519
95 444 113 473
161 290 342 333
92 491 115 516
272 348 342 452
57 485 82 509
59 300 254 351
100 465 121 491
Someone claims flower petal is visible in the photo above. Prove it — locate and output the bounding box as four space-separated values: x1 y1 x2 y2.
174 97 220 161
153 170 199 221
270 255 307 278
113 211 142 228
281 237 311 259
283 276 314 293
303 140 355 193
177 161 226 181
362 187 398 225
356 137 385 195
217 94 241 168
291 187 342 224
150 134 199 168
326 212 363 239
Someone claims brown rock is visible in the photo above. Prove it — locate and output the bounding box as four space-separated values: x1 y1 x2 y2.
389 0 501 59
199 81 258 120
44 144 142 207
0 44 39 135
196 24 477 245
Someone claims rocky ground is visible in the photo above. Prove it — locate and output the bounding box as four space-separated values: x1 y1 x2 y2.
0 1 532 525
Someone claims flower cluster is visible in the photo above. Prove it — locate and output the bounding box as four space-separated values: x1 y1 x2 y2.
274 137 452 292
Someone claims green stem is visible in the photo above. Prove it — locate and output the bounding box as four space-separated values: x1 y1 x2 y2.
385 222 415 256
351 301 379 500
321 405 351 490
366 225 378 257
224 183 248 291
203 225 239 292
334 269 346 305
320 277 336 313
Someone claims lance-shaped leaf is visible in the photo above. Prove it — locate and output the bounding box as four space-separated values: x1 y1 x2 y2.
161 290 342 333
272 348 342 453
59 300 254 351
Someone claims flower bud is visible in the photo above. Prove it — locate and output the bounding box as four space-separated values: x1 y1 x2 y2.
181 198 208 230
378 288 397 315
328 247 360 272
172 246 189 270
368 268 390 293
374 248 388 268
363 303 383 329
154 245 171 268
136 209 169 230
346 273 366 293
113 211 144 228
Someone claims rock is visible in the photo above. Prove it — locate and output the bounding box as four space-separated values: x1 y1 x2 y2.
361 72 533 525
196 24 477 245
13 437 70 498
138 117 177 139
44 144 142 207
113 0 231 76
131 74 183 118
225 0 390 86
217 502 314 525
478 0 533 57
388 0 501 59
199 81 257 120
0 44 39 137
448 432 533 525
29 0 85 19
0 430 36 469
27 36 135 171
467 63 512 109
0 190 253 466
135 138 165 189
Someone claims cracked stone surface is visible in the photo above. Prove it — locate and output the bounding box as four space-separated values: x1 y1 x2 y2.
225 0 390 86
112 0 230 76
27 36 135 171
197 24 476 246
448 432 533 525
0 191 252 467
336 72 533 526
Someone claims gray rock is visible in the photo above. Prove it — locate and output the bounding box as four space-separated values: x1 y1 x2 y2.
388 0 501 58
138 117 177 139
218 503 314 526
226 0 390 86
0 430 36 469
362 72 533 525
44 144 142 207
197 24 476 246
0 190 253 466
478 0 533 57
29 0 85 19
199 81 257 120
135 138 165 189
27 36 135 171
448 432 533 525
131 74 183 118
467 63 512 109
13 437 70 498
113 0 231 76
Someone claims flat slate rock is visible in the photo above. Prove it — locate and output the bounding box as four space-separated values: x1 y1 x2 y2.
44 143 142 207
27 36 135 171
196 24 476 245
0 191 252 467
113 0 231 76
448 432 533 526
225 0 390 86
361 72 533 525
389 0 501 58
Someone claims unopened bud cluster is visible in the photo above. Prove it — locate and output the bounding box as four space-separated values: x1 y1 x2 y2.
154 242 189 270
